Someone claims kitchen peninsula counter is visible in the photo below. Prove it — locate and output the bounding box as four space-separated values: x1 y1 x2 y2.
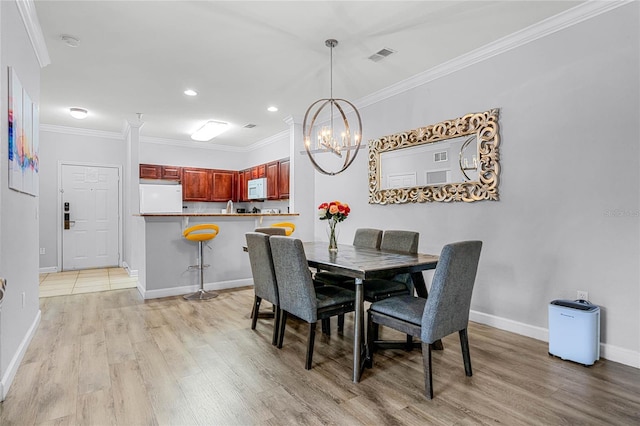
139 213 299 217
135 213 299 299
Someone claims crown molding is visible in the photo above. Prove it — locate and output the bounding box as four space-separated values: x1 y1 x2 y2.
40 124 124 140
16 0 51 68
356 0 631 109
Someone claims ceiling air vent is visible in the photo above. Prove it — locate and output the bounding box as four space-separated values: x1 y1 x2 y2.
243 123 257 129
368 47 396 62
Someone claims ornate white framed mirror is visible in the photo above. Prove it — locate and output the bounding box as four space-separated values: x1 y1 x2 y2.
368 108 500 204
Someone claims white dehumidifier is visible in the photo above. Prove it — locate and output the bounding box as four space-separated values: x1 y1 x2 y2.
548 299 600 366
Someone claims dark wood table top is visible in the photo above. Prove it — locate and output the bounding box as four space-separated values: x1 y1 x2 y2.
303 242 439 280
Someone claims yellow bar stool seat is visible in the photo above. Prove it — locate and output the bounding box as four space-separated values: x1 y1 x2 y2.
271 222 295 236
183 224 220 300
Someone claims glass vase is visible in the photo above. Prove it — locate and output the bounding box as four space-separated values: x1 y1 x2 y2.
327 218 339 252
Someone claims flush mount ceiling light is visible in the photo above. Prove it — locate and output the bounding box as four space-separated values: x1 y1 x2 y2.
60 34 80 48
69 107 88 119
267 106 278 112
191 120 230 141
184 89 197 96
303 39 363 176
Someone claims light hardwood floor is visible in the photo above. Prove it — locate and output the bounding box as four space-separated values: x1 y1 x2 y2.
1 287 638 425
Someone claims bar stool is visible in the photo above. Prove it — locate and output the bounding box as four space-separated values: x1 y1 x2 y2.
270 222 295 236
183 223 220 300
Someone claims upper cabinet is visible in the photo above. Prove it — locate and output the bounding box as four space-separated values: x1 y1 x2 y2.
140 164 162 179
140 158 289 202
211 170 235 202
140 164 182 180
182 168 212 201
161 165 182 180
278 159 290 199
266 161 279 200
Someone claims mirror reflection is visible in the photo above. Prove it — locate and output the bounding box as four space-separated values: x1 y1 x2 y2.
380 135 478 189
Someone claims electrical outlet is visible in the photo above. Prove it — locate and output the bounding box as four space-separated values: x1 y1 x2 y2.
577 290 589 301
39 247 46 255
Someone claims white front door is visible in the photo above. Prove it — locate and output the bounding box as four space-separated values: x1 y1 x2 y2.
61 164 120 271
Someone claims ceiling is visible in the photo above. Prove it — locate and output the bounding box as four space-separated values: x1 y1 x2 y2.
35 1 581 148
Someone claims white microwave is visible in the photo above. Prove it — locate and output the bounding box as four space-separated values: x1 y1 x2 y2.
248 178 267 199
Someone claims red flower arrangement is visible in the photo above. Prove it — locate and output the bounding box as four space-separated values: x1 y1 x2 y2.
318 200 351 222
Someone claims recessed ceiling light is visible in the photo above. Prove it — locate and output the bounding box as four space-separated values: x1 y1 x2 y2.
191 120 230 141
69 107 88 119
267 106 278 112
184 89 197 96
60 34 80 48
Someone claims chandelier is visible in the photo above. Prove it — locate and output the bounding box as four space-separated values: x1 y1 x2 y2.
303 39 363 176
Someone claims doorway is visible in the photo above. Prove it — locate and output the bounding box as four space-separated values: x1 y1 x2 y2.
59 163 122 271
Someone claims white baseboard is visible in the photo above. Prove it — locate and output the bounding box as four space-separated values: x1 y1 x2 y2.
1 309 41 401
122 262 138 277
469 310 640 369
39 266 57 274
141 278 253 300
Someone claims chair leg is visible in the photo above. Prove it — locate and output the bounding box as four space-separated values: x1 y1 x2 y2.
271 307 281 346
421 342 434 399
338 314 345 333
321 318 330 335
459 328 473 376
373 322 380 343
277 311 287 349
305 322 317 370
405 334 413 351
251 296 261 330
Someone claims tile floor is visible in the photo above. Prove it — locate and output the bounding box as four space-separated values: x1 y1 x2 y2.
39 267 138 298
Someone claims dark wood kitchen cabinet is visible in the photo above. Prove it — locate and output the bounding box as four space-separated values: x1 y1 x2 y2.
238 169 250 202
278 159 290 199
266 161 279 200
139 164 162 179
211 170 235 202
140 164 182 181
161 165 182 180
182 168 211 201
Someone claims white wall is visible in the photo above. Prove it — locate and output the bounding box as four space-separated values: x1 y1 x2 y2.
313 3 639 363
0 0 43 399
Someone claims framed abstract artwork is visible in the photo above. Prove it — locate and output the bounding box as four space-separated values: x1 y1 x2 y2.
8 67 39 196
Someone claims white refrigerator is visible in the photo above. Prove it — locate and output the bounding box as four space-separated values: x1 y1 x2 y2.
139 184 183 213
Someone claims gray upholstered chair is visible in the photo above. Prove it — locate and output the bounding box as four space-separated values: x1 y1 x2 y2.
245 232 281 345
254 227 287 236
366 240 482 399
269 236 356 370
362 230 420 302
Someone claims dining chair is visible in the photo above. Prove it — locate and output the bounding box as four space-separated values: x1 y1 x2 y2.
245 232 281 345
363 230 420 302
270 222 295 236
254 227 287 236
269 235 356 370
366 240 482 399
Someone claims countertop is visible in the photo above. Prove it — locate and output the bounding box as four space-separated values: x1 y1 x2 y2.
138 213 299 217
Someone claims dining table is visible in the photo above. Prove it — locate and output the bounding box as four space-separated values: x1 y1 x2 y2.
303 241 439 383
